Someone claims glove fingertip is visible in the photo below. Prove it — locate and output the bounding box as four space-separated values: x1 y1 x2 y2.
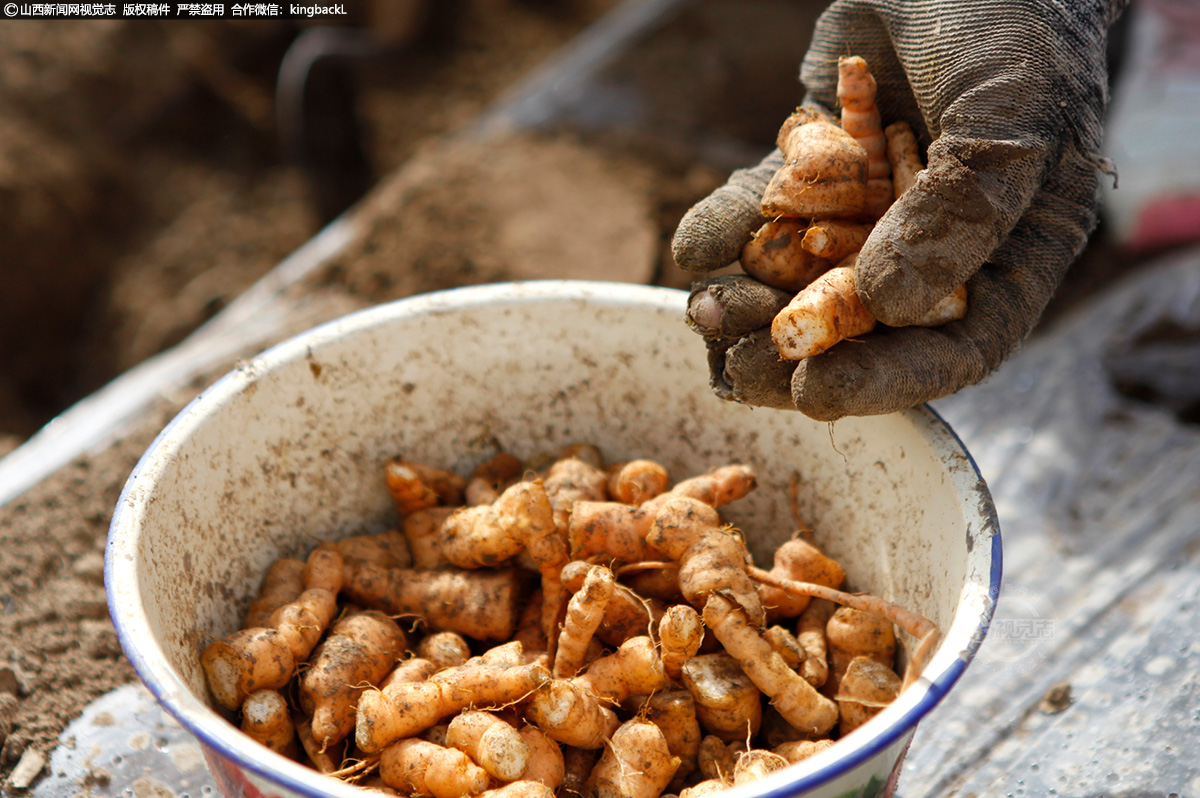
790 360 851 422
671 211 748 274
721 330 797 411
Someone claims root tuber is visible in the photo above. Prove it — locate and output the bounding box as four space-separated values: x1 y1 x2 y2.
607 459 670 505
837 55 893 218
240 689 295 755
658 604 704 684
761 109 868 219
835 656 902 735
740 218 832 293
343 563 523 641
742 55 970 362
758 537 845 622
553 564 615 678
241 558 305 629
885 120 923 199
208 446 943 797
583 719 680 798
299 610 406 749
680 653 762 743
446 710 531 782
702 594 838 737
771 258 968 361
380 737 491 798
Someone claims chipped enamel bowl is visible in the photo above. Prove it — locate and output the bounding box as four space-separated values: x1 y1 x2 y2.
107 280 1000 798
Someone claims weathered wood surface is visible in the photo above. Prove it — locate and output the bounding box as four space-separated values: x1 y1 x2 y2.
904 250 1200 797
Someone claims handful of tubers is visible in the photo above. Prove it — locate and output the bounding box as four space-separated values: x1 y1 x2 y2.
739 55 968 361
200 445 939 797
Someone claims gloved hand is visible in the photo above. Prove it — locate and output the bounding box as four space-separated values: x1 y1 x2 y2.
673 0 1127 421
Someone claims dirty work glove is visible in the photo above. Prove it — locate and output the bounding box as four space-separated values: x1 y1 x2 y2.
673 0 1127 421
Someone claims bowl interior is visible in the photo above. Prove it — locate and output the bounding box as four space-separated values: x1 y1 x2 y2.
108 280 998 796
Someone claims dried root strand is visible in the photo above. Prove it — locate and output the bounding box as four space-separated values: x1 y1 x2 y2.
745 565 940 688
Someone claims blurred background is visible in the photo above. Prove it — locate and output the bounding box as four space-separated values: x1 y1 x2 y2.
0 0 1196 452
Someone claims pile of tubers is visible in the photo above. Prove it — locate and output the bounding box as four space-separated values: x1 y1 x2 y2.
201 444 939 798
737 55 967 360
